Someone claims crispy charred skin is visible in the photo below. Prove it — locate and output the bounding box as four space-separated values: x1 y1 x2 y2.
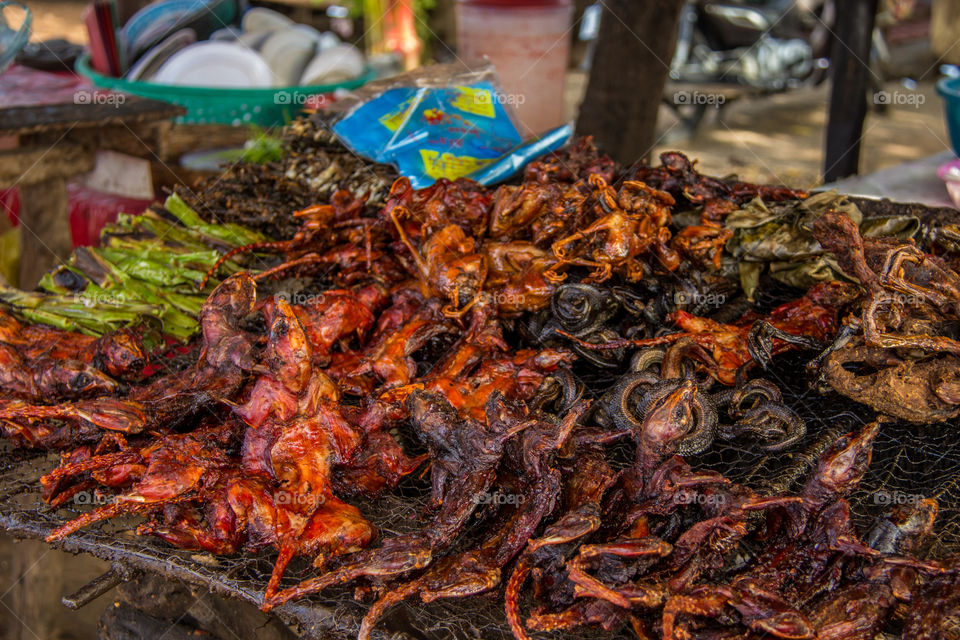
364 299 573 425
41 276 379 599
45 423 236 541
288 285 385 359
806 499 941 640
505 444 615 640
559 281 845 385
0 344 119 400
263 391 529 610
116 272 259 431
902 571 960 639
388 210 490 318
233 296 375 600
625 151 806 215
523 136 615 186
505 385 731 639
661 421 947 640
14 144 960 640
0 319 147 404
544 176 678 284
383 176 492 241
821 342 960 423
483 241 557 314
201 191 378 287
604 377 717 456
560 386 728 613
814 211 960 358
357 400 591 640
659 425 873 640
671 225 733 271
0 307 146 382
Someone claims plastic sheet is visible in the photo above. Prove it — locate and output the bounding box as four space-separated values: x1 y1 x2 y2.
332 64 571 188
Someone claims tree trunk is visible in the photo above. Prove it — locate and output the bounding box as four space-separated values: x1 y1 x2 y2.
575 0 684 165
823 0 879 181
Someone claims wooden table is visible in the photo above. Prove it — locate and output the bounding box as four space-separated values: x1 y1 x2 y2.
0 66 183 288
0 67 183 640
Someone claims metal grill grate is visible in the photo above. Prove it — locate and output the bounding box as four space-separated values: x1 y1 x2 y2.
2 346 959 640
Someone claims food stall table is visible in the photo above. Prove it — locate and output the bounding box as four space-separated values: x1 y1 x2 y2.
824 149 958 208
0 65 183 287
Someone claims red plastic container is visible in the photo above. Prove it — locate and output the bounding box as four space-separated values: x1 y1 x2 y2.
0 184 151 248
1 188 19 227
456 0 573 136
459 0 566 5
67 183 152 247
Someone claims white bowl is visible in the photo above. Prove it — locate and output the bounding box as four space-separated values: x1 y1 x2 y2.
300 43 364 86
235 28 272 51
241 7 292 33
209 26 241 41
153 41 273 88
260 27 317 86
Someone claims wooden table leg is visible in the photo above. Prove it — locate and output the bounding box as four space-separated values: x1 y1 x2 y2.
0 143 93 289
17 177 72 289
2 538 115 640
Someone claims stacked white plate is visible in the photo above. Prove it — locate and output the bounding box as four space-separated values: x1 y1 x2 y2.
260 25 316 86
140 7 365 87
153 41 273 87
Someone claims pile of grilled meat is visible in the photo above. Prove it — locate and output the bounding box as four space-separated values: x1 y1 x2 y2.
4 137 960 639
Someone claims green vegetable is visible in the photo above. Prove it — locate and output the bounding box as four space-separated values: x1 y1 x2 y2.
164 194 266 247
2 198 267 341
241 129 284 164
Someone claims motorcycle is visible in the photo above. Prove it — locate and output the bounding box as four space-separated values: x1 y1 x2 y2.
665 0 903 132
670 0 830 92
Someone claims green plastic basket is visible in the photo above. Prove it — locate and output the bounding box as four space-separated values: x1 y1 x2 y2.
76 53 375 126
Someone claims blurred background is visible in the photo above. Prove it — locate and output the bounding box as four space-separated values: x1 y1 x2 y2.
12 0 950 189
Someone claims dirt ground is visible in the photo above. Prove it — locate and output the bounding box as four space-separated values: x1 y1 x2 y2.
20 0 88 44
563 72 951 189
655 80 951 188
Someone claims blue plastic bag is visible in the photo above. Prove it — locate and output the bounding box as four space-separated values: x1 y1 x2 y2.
333 79 570 188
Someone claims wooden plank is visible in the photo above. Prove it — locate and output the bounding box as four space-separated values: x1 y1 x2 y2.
65 122 172 160
17 177 73 288
156 123 253 162
0 144 94 187
0 98 184 138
